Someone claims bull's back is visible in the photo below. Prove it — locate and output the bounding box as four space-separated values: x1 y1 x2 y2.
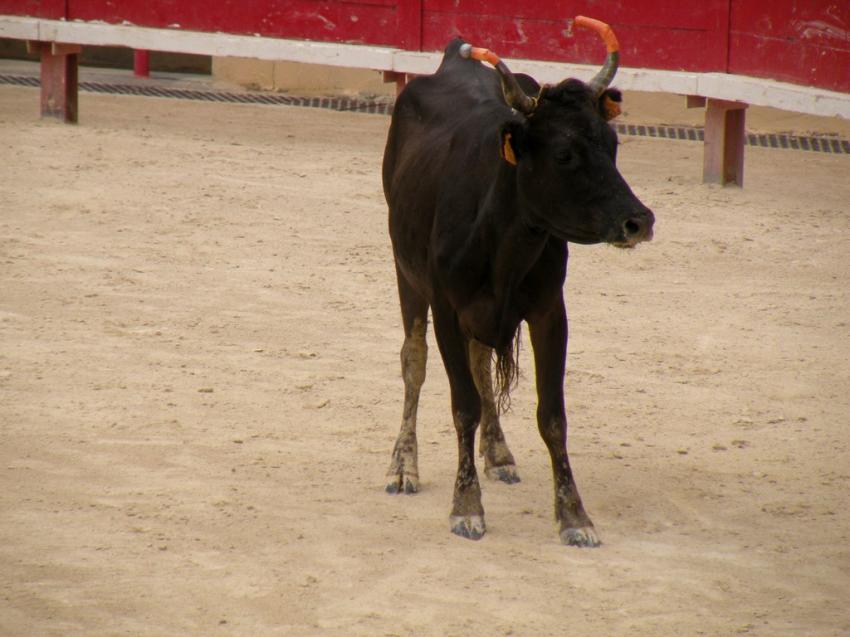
382 44 512 294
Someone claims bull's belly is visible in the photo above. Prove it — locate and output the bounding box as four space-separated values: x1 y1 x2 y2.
456 294 521 350
389 207 437 302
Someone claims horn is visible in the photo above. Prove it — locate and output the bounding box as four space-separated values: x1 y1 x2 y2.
459 43 537 114
574 15 620 96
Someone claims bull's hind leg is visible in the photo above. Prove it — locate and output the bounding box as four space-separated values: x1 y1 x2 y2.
386 271 428 495
468 340 520 484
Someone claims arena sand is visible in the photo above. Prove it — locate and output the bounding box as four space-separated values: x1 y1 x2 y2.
1 84 849 636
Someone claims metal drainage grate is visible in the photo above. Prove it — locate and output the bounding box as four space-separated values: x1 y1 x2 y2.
612 122 849 154
2 73 847 154
0 73 393 114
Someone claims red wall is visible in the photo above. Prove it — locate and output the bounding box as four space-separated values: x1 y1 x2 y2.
728 2 849 92
2 1 847 92
64 1 403 48
420 1 730 73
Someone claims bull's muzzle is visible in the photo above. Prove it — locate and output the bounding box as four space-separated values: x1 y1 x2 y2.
618 208 655 248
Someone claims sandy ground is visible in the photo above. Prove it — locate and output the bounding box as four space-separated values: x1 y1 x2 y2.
1 81 849 637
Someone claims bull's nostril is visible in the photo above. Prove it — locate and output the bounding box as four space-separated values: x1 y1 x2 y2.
624 219 641 237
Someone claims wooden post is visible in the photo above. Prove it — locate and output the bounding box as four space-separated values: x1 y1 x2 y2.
28 41 81 123
702 98 748 186
383 70 408 96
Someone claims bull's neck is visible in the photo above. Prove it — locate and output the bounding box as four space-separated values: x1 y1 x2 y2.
480 172 550 345
481 168 549 294
452 172 550 349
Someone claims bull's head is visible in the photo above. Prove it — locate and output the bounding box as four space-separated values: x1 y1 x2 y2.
459 16 654 248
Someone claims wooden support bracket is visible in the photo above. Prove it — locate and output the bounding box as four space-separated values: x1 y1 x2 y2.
27 41 82 123
700 97 748 186
686 95 707 109
383 71 408 96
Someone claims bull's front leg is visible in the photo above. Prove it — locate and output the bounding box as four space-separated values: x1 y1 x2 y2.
528 300 600 547
450 408 485 539
433 304 485 540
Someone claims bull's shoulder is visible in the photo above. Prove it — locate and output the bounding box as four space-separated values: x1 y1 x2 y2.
394 39 521 128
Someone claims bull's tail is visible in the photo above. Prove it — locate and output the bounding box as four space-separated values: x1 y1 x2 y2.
494 326 522 415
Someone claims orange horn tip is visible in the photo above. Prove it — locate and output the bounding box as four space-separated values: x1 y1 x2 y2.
459 44 502 66
574 15 620 53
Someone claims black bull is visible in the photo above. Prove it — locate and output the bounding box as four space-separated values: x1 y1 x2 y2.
382 37 654 546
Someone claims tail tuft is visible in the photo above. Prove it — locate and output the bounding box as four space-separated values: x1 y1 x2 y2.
493 326 522 415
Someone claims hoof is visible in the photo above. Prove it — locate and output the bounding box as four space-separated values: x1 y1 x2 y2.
450 515 486 540
560 526 601 548
385 474 418 495
485 464 521 484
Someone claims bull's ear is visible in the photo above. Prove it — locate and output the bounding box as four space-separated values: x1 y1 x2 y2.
599 87 622 121
500 120 527 166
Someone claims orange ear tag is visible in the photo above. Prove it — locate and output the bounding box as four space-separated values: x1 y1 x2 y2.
502 133 517 165
602 95 622 121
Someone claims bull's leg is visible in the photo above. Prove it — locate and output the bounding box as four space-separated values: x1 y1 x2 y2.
528 299 600 547
433 303 485 540
386 270 428 494
468 340 520 484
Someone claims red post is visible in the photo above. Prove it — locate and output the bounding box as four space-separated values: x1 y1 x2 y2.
134 49 150 77
702 98 748 186
28 41 81 123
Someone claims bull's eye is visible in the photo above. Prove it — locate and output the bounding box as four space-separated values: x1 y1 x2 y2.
555 149 574 166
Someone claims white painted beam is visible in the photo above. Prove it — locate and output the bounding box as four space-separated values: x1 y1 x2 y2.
1 15 397 68
0 14 38 40
695 73 850 120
